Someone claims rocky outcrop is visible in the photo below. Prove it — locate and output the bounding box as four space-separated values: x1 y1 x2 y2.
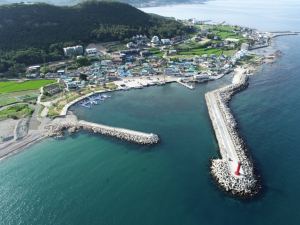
206 74 259 198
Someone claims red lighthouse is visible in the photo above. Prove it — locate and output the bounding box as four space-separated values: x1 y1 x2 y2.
235 162 241 176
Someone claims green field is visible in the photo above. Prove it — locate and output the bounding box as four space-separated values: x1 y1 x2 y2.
0 93 19 107
179 48 222 56
0 81 16 89
0 104 34 121
0 80 56 93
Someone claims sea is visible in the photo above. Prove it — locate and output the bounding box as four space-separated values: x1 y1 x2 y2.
1 0 300 224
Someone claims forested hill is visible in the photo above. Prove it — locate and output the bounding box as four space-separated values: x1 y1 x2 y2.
0 0 189 73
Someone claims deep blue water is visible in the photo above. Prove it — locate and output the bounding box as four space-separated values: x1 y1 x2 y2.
1 1 300 224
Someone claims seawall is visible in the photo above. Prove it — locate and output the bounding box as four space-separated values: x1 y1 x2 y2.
43 119 159 145
205 71 258 197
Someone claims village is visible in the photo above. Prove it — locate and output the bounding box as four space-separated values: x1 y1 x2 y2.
23 21 273 100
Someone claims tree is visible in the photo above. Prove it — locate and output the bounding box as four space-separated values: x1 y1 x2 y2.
76 57 90 67
79 73 87 80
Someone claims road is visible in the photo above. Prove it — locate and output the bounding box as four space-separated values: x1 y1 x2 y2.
206 91 244 176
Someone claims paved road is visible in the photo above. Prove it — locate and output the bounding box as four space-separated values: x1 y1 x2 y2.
206 91 242 175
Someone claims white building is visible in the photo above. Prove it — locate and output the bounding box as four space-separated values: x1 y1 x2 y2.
85 48 98 56
127 42 138 48
241 43 250 50
161 39 171 44
151 36 160 43
63 45 83 56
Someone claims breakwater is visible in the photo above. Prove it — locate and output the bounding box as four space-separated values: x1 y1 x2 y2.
205 72 258 197
43 120 159 145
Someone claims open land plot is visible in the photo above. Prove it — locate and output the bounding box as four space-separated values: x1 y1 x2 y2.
9 89 40 97
0 80 56 93
0 93 19 107
0 104 34 121
223 50 237 57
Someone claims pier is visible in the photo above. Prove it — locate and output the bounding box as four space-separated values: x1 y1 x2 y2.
205 68 258 196
80 95 105 108
176 81 194 90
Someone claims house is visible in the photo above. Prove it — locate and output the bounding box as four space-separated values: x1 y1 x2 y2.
151 36 160 43
127 42 138 48
214 36 218 40
241 43 249 50
85 48 98 56
171 36 181 42
112 58 123 65
200 29 209 35
45 72 58 78
48 88 60 94
169 50 177 55
140 51 150 57
57 70 65 75
194 74 210 81
26 73 38 78
161 39 171 45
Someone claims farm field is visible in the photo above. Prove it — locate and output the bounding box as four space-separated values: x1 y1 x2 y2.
0 81 16 88
179 48 222 56
0 93 19 107
0 80 56 93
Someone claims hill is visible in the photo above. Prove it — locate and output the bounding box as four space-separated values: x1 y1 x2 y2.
0 0 189 73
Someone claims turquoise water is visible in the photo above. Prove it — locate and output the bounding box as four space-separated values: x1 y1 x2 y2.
1 1 300 224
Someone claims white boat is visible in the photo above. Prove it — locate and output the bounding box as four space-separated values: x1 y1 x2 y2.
134 85 143 89
157 82 165 86
123 87 131 91
91 100 98 105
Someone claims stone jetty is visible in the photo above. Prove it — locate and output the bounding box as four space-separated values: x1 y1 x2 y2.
205 71 258 197
43 120 159 145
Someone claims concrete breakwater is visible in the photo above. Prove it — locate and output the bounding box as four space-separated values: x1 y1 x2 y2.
205 73 258 197
43 120 159 145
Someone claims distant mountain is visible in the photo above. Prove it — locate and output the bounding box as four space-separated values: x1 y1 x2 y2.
0 1 189 73
0 0 197 7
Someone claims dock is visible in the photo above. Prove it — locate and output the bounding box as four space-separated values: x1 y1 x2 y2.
80 95 106 108
176 81 194 90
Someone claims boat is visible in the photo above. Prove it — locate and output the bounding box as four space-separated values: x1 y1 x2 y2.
79 102 83 104
123 87 131 91
134 85 143 89
92 100 98 105
157 82 165 86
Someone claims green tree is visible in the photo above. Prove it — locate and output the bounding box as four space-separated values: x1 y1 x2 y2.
76 57 90 67
79 73 87 80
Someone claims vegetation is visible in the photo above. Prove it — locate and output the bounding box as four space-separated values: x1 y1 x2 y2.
0 92 19 107
106 83 117 89
0 80 56 93
0 1 190 74
0 104 34 121
56 104 65 111
48 105 59 116
38 104 45 117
